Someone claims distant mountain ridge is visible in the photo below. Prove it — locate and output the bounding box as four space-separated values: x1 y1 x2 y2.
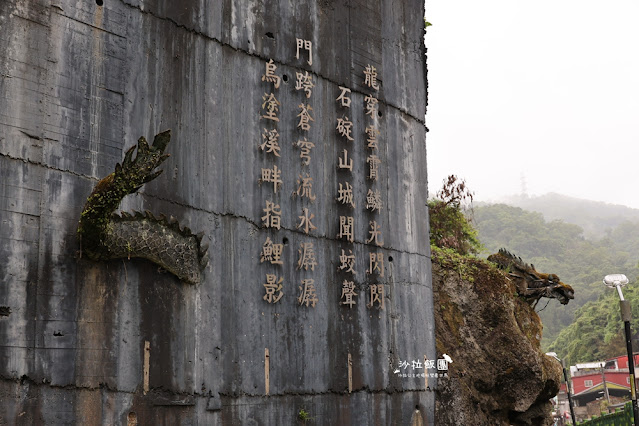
472 195 639 358
492 193 639 239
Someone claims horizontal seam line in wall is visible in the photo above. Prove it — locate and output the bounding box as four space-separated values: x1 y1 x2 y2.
0 373 433 398
115 0 426 126
52 10 126 39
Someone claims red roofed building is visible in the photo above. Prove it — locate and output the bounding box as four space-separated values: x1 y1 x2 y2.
569 355 638 406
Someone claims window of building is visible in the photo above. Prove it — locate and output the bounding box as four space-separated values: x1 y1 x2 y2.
584 380 593 388
628 377 631 384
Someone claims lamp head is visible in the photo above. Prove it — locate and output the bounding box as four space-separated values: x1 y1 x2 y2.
603 274 629 288
545 351 561 362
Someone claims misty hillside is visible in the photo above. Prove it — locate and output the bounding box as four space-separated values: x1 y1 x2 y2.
498 193 639 239
472 202 639 352
547 282 639 366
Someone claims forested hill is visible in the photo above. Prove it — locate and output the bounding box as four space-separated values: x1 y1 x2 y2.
473 203 639 357
498 193 639 239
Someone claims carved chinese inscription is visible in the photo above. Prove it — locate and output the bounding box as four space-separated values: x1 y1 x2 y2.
367 220 384 247
295 138 315 165
338 216 355 243
363 64 380 90
295 71 315 98
366 189 382 213
293 174 316 201
338 149 353 171
260 165 283 192
297 103 314 131
262 59 281 89
366 154 381 181
297 208 317 235
336 86 352 108
364 95 378 119
337 182 355 208
336 116 354 141
262 201 282 230
365 125 380 149
297 242 318 271
367 252 384 277
338 249 356 275
340 280 358 308
298 279 318 307
254 39 392 311
260 128 281 157
368 284 385 309
258 57 285 304
263 274 284 304
295 38 313 66
260 237 284 265
260 93 280 122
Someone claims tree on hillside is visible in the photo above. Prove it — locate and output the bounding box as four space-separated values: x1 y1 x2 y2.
428 175 481 255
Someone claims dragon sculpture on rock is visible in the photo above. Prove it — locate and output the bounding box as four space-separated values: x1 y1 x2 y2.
487 249 574 307
77 130 208 285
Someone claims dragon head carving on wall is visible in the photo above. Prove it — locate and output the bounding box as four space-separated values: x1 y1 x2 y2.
77 130 208 284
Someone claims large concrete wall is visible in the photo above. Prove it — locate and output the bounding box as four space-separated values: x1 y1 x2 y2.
0 0 432 424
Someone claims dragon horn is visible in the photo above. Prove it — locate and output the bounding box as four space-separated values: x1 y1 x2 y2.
200 243 209 262
123 144 136 166
137 136 150 154
152 130 171 152
143 169 164 184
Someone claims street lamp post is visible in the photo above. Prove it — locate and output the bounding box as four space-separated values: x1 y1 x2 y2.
604 273 639 425
547 352 576 425
600 366 610 406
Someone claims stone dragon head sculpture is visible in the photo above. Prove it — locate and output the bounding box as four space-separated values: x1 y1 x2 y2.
77 130 208 284
487 248 574 306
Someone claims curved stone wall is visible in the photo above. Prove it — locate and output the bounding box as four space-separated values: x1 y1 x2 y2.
0 0 433 423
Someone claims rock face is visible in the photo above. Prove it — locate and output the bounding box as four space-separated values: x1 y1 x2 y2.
432 252 562 425
0 0 432 424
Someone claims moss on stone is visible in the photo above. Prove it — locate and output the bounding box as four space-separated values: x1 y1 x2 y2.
77 130 208 284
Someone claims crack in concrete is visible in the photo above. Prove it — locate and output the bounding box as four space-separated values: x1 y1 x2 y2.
0 151 100 181
19 130 41 141
140 192 429 259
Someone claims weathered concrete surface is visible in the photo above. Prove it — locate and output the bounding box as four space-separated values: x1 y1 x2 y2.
0 0 432 424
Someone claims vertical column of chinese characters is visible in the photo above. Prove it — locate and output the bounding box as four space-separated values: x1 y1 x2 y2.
294 39 319 309
335 84 355 247
260 59 285 305
363 64 385 311
335 85 358 309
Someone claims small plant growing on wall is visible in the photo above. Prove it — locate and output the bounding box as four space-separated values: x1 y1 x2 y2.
298 408 312 423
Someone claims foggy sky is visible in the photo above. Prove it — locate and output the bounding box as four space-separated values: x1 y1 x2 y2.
425 0 639 209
